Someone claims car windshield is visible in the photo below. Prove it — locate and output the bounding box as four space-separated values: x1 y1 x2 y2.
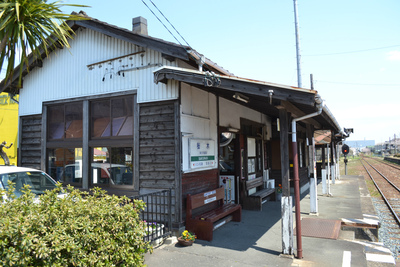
0 171 57 198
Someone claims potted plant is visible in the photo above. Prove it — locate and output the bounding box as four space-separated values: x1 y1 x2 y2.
276 184 282 201
177 230 196 246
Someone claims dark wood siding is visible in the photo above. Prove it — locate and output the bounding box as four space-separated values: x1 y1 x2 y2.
138 100 182 226
19 115 42 169
139 101 176 189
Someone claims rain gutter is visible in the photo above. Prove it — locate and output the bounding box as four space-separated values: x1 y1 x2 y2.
291 94 323 259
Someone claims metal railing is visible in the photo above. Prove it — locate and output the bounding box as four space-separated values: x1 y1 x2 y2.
134 189 172 243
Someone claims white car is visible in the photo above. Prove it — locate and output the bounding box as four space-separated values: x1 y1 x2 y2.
0 166 58 198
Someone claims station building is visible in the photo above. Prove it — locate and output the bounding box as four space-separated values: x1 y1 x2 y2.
0 13 346 230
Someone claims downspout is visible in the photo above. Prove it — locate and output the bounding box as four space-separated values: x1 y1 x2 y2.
292 95 323 259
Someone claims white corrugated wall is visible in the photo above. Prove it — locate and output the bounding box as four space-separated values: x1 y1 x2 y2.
19 28 179 116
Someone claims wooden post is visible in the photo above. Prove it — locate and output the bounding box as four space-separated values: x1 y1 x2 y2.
279 108 294 256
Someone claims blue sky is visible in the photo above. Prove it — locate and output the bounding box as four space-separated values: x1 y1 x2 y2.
58 1 398 143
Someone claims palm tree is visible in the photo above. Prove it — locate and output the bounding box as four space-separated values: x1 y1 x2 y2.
0 0 88 88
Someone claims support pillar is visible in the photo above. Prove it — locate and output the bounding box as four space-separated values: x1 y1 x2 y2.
327 144 331 196
321 169 327 194
279 109 293 256
281 196 293 255
310 137 318 214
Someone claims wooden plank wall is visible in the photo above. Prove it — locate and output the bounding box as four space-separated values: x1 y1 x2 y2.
138 100 181 225
139 101 176 189
19 115 42 170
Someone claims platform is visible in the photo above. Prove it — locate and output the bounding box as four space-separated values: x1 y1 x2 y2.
144 175 397 266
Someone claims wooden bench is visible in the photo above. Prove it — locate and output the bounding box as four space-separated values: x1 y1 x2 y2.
243 177 275 211
185 187 242 241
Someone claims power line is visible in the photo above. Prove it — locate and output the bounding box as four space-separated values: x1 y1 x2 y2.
304 45 400 57
140 0 184 47
147 0 192 48
140 0 208 70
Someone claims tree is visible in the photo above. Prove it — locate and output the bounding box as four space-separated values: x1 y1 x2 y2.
0 0 88 89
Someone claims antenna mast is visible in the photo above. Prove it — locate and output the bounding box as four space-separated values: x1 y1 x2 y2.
293 0 302 88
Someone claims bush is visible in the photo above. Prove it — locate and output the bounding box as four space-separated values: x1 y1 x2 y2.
0 183 152 266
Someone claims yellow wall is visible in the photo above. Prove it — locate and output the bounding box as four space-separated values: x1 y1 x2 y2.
0 93 18 166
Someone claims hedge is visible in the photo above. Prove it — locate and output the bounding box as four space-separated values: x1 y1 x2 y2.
0 183 152 266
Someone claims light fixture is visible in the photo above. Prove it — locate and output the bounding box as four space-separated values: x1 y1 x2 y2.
233 93 249 103
227 127 239 133
268 89 274 104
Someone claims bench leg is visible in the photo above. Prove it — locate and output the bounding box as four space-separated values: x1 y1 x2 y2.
232 208 242 222
186 220 214 241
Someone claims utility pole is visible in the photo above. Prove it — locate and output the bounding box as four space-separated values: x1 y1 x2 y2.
293 0 302 88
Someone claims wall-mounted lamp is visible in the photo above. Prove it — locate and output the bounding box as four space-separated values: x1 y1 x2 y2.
227 127 240 133
233 93 249 103
268 89 274 104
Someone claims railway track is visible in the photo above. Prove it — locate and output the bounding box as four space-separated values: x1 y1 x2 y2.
369 157 400 171
360 157 400 259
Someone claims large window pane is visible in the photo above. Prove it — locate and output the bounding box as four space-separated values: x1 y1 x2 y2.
48 148 82 186
91 147 133 186
48 103 83 140
91 100 110 138
48 106 64 140
65 103 83 138
111 97 133 136
91 97 133 139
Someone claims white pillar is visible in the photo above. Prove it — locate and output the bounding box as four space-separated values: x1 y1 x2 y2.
281 196 294 255
327 144 331 196
322 169 327 194
310 137 318 214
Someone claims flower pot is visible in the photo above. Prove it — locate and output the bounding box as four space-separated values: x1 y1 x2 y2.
177 236 194 246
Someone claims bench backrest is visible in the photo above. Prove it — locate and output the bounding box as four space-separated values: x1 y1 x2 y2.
245 177 263 190
186 187 224 219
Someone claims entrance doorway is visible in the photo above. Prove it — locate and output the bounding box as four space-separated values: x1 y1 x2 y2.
219 132 239 203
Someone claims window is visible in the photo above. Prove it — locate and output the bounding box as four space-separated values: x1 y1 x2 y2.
247 138 263 177
48 102 83 140
46 94 135 190
48 148 83 186
219 132 235 174
91 147 133 186
91 97 133 138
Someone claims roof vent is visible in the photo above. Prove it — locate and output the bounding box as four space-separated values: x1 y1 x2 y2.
132 16 148 35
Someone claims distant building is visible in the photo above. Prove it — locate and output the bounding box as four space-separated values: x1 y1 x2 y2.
344 140 375 150
375 138 400 155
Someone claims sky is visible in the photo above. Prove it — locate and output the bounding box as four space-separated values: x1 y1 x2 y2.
59 1 400 143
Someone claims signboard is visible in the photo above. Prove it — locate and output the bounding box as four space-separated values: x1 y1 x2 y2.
189 139 216 169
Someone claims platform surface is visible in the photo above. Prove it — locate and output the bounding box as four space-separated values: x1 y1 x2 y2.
145 175 397 267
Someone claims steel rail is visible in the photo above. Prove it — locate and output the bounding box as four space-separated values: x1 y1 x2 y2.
363 158 400 193
360 159 400 226
374 157 400 171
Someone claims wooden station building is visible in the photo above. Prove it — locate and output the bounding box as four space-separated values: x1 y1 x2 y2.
0 13 346 233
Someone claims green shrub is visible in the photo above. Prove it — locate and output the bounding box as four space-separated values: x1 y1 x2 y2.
0 183 152 266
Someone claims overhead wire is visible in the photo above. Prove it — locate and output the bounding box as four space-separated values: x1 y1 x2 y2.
140 0 217 73
147 0 192 48
140 0 184 47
